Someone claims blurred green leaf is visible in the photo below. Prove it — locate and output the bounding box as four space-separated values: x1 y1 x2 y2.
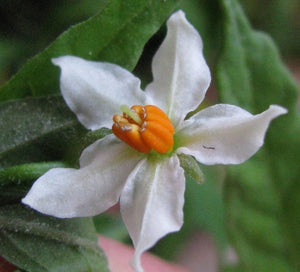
240 0 300 57
179 0 222 63
0 1 110 85
94 214 128 242
0 0 180 101
184 165 227 247
0 204 108 272
217 0 300 270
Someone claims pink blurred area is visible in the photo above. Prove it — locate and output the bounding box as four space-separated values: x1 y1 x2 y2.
99 235 190 272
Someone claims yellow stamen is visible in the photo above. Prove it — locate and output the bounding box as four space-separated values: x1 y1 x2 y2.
112 105 174 154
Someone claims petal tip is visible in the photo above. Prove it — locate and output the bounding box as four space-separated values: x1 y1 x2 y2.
21 195 29 206
172 9 185 17
168 10 186 25
21 194 45 216
21 191 42 214
51 55 77 68
269 104 288 116
51 57 62 67
131 253 143 272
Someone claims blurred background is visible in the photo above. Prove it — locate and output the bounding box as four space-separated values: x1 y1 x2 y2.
0 0 299 271
0 0 299 86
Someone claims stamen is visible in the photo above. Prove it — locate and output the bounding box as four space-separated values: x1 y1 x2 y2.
120 105 142 125
112 105 175 154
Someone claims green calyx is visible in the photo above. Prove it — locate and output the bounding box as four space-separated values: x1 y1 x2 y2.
177 153 205 184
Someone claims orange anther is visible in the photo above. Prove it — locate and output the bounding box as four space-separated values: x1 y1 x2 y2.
112 105 174 154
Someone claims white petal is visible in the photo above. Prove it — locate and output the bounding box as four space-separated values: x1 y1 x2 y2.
120 156 185 272
145 10 211 128
22 135 141 218
52 56 147 130
177 104 287 165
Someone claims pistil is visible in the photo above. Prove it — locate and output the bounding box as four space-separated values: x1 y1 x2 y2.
120 105 143 125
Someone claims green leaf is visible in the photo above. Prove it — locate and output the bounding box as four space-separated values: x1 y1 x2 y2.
0 95 81 169
0 95 110 205
0 95 112 169
0 162 69 206
0 204 108 272
0 0 180 101
216 0 300 270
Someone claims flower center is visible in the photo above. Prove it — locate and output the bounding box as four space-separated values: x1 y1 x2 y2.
112 105 175 154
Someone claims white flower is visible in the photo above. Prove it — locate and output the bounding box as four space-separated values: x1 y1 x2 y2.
22 10 287 272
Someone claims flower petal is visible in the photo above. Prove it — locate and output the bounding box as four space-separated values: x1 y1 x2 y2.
120 155 185 272
22 135 141 218
52 56 147 130
177 104 287 165
145 10 211 128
